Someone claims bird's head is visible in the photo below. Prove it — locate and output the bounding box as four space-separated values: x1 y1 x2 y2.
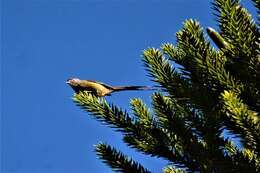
66 78 81 86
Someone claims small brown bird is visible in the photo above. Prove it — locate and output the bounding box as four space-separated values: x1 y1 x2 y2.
66 78 153 97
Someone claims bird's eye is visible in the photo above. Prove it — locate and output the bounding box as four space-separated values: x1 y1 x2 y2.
67 78 80 84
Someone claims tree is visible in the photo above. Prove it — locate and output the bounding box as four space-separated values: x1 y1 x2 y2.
71 0 260 172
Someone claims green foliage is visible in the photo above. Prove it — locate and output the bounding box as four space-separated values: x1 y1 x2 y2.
95 143 151 173
163 166 187 173
71 0 260 172
74 91 135 133
221 90 260 152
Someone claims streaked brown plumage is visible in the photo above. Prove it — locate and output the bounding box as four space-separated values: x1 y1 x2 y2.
66 78 153 97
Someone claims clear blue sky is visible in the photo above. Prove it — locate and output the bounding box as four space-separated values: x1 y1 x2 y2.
1 0 256 173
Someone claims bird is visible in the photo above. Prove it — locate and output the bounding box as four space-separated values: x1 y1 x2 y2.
66 78 154 97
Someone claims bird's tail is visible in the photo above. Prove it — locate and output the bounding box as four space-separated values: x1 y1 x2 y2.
112 86 156 92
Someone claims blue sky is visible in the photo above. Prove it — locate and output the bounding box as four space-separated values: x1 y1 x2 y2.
2 0 257 173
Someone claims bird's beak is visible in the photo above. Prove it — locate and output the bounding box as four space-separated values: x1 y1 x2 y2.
66 80 70 84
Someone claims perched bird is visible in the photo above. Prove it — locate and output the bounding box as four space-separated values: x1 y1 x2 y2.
66 78 153 97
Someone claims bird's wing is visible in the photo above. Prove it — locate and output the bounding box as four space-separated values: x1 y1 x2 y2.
85 80 114 90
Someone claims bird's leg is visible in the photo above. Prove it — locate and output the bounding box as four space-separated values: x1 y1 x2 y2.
79 90 95 95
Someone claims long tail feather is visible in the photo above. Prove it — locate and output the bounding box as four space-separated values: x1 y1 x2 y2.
112 86 156 91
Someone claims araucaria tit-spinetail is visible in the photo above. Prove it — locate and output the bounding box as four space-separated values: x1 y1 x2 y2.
66 78 153 97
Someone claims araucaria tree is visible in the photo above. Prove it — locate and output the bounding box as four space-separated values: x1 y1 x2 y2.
71 0 260 172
